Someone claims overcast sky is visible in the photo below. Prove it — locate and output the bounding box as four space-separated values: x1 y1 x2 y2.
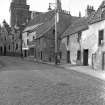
0 0 104 25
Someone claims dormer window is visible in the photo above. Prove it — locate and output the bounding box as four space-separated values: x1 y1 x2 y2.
101 8 105 19
53 29 55 35
102 7 105 12
33 36 35 40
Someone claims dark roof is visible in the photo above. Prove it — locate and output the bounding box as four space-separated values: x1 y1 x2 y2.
27 10 55 27
89 1 105 24
34 11 73 39
61 17 88 38
35 17 55 39
24 10 77 39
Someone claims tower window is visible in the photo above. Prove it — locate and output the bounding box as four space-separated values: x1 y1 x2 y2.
33 36 35 40
67 36 69 45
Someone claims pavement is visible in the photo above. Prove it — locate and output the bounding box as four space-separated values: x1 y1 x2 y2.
62 64 105 81
34 60 105 81
1 56 105 81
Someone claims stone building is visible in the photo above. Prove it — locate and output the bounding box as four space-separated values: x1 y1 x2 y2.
82 0 105 70
0 20 21 56
60 5 96 65
61 18 89 65
22 0 77 62
10 0 31 27
61 0 105 71
0 0 31 56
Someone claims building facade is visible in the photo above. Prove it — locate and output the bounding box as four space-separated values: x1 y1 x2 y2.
82 1 105 70
61 18 88 65
61 1 105 71
10 0 31 27
0 21 21 56
22 0 73 62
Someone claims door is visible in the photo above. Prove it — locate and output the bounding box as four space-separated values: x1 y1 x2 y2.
4 46 6 56
41 51 42 60
67 51 70 63
83 49 88 66
0 47 2 55
24 50 27 57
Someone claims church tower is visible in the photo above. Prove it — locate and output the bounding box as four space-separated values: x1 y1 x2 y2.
10 0 30 27
57 0 62 10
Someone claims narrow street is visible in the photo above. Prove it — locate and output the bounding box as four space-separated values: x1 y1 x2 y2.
0 56 105 105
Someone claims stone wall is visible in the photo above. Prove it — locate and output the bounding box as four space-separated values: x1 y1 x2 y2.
82 20 105 70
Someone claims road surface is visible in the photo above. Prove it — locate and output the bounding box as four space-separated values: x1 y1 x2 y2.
0 56 105 105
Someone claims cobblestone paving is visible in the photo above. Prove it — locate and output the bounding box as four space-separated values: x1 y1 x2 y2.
0 56 105 105
0 71 104 105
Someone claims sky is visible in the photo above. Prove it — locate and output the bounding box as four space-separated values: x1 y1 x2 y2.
0 0 104 25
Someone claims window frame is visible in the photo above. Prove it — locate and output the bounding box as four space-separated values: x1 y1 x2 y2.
98 29 104 46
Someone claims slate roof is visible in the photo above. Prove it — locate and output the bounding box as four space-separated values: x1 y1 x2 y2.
24 10 78 39
61 1 105 38
23 10 55 36
89 0 105 24
61 17 88 38
27 10 55 27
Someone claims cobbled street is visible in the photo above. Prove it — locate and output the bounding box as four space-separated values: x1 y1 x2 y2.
0 56 105 105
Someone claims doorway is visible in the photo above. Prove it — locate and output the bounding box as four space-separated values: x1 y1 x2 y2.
41 51 43 60
4 46 6 56
67 50 70 63
0 47 2 55
83 49 88 66
24 50 27 57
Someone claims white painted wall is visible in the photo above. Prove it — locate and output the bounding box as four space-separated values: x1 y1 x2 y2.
22 32 28 50
61 33 80 64
81 20 105 66
28 32 36 42
68 33 80 64
22 31 37 50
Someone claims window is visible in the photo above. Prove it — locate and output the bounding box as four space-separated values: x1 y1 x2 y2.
77 50 81 60
4 37 6 41
53 29 55 35
98 30 104 46
8 45 10 50
16 44 18 50
1 38 2 41
33 36 35 40
67 36 69 45
38 39 40 45
77 31 82 42
27 39 29 45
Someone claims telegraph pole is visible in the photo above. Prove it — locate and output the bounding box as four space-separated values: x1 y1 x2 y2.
47 0 59 64
55 0 58 65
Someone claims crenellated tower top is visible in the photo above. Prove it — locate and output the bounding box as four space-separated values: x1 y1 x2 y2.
12 0 26 5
